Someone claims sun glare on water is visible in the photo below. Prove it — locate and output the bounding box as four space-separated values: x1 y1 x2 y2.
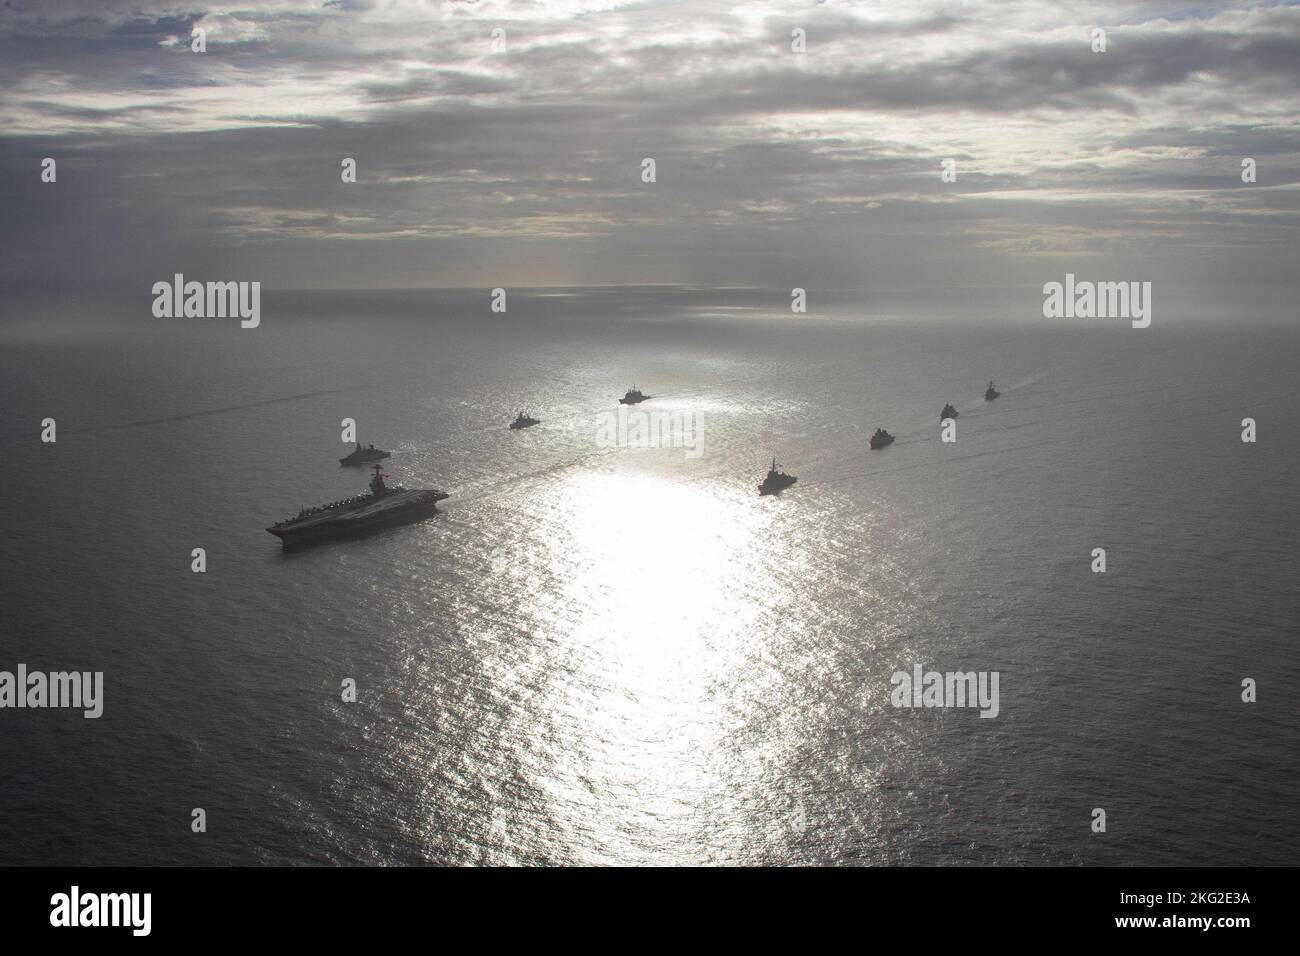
530 468 780 859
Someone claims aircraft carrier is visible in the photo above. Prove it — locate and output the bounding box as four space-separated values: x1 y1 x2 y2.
267 464 448 550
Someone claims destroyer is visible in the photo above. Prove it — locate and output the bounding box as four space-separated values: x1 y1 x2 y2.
984 381 1000 401
340 442 391 466
509 411 541 429
267 464 448 550
940 403 958 420
869 428 894 449
758 457 797 495
619 386 650 405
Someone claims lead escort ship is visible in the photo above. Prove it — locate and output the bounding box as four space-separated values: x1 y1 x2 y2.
267 464 448 550
869 427 895 449
758 457 797 496
509 411 541 430
340 441 391 466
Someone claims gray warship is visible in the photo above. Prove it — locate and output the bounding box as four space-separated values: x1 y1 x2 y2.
984 381 1000 401
619 386 650 405
340 442 391 466
758 457 797 495
267 464 448 550
509 411 541 429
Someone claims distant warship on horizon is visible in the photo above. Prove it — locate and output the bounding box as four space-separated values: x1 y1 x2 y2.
985 381 1000 401
619 386 650 405
940 403 958 420
340 442 391 466
267 463 448 550
509 411 541 429
758 457 797 495
869 428 895 449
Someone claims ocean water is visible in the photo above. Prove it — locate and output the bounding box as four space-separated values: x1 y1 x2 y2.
0 287 1295 865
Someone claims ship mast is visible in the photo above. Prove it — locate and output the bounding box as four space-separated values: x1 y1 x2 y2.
369 463 388 497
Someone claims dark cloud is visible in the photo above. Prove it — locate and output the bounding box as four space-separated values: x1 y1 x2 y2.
0 0 1297 296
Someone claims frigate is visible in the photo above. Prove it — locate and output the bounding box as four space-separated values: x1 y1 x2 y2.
340 442 391 466
758 457 797 495
509 412 541 429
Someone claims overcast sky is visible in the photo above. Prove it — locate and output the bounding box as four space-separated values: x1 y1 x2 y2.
1 0 1297 295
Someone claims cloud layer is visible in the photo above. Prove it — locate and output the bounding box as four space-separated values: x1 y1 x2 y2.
1 0 1297 295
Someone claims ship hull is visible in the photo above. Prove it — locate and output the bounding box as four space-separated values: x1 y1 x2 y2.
340 451 391 466
268 490 446 550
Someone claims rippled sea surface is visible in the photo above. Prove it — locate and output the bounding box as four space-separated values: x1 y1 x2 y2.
1 288 1296 865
